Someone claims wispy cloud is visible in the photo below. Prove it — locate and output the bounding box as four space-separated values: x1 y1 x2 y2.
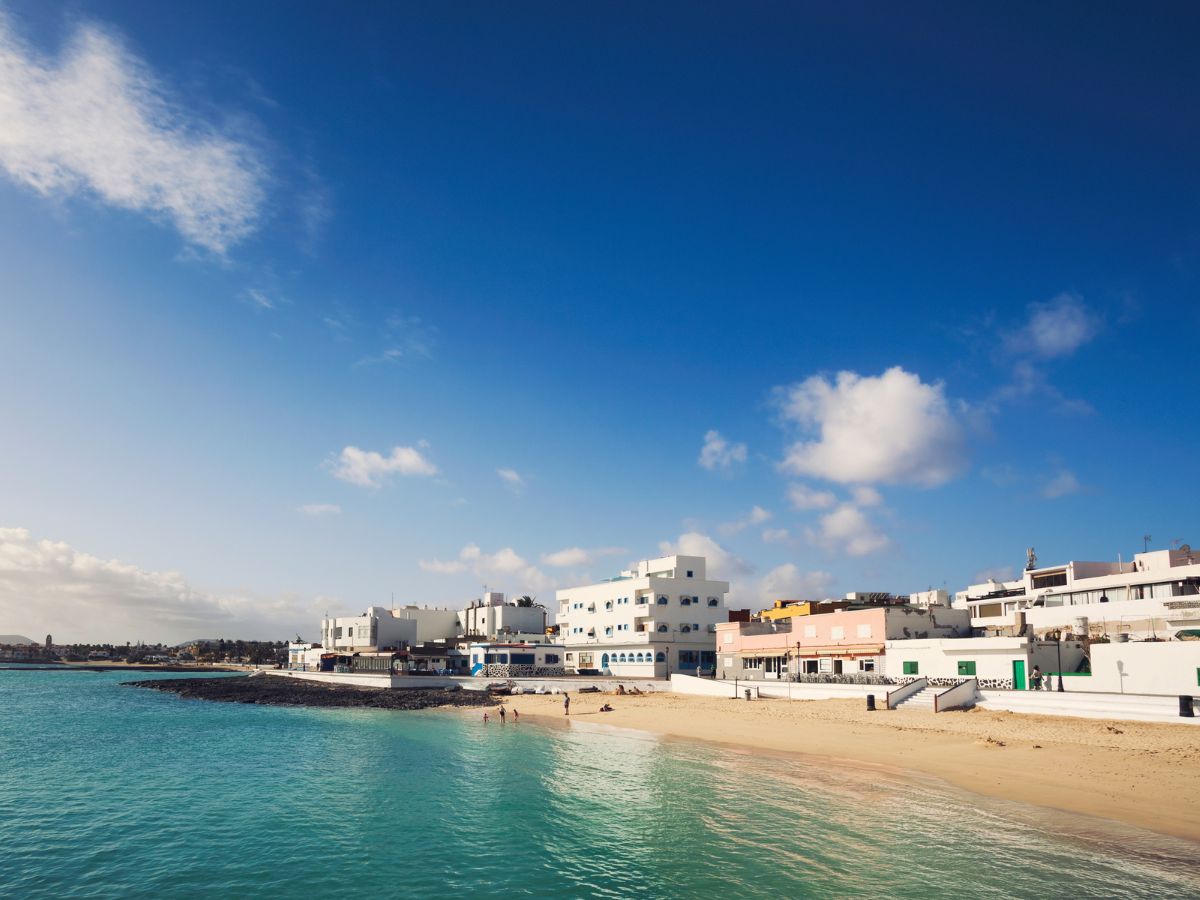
698 429 747 471
329 444 438 488
420 542 552 592
718 505 772 536
496 467 525 493
0 14 265 254
357 312 437 366
1042 468 1082 499
540 546 626 568
297 503 341 516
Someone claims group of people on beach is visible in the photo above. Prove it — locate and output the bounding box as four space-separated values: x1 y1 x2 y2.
482 690 616 723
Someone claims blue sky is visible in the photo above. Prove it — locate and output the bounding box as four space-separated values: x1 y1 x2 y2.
1 2 1198 642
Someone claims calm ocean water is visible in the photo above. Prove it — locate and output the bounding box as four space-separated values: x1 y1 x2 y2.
1 670 1197 899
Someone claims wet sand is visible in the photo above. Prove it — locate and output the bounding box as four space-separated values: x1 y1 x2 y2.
477 690 1200 843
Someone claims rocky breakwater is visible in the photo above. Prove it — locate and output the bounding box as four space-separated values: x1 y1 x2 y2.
125 675 496 711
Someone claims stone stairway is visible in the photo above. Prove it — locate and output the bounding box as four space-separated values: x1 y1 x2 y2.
893 686 938 710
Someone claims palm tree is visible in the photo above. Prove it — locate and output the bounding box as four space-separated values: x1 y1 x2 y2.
515 594 543 608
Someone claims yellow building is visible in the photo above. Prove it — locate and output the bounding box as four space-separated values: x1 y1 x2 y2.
757 600 851 621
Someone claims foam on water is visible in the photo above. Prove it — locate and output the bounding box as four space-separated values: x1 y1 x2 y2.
1 670 1197 898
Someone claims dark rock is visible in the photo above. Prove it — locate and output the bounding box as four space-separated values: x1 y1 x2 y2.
122 675 496 711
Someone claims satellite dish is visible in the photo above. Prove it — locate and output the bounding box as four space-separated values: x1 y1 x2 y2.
1182 544 1192 554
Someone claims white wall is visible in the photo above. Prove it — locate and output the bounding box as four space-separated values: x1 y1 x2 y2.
1074 642 1200 695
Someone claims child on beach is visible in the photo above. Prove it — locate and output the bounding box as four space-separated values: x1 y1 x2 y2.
512 709 519 722
483 712 489 724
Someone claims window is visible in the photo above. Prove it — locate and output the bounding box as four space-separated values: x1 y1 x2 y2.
680 625 692 633
803 659 819 674
692 623 700 631
657 596 669 605
859 658 875 673
657 624 668 632
604 627 613 636
856 624 872 639
511 653 535 665
679 650 699 665
707 597 719 607
902 661 919 675
681 597 692 606
723 633 733 644
1032 571 1067 589
564 653 573 662
686 570 694 578
605 601 613 610
499 654 509 664
655 652 666 662
957 660 976 676
804 625 817 638
830 626 845 640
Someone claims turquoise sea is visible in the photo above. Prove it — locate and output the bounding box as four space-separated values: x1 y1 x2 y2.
1 669 1198 899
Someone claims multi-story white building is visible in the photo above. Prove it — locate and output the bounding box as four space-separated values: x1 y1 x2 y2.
457 592 547 642
555 555 730 676
321 605 460 652
956 547 1200 641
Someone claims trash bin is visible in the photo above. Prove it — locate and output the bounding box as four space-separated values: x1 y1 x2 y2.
744 688 751 701
866 694 876 711
1181 695 1195 718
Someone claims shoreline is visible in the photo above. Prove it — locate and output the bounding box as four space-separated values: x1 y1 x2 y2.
463 690 1200 844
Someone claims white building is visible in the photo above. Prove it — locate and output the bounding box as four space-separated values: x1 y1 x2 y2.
555 555 730 676
956 547 1200 641
468 642 566 678
321 605 460 652
457 592 547 642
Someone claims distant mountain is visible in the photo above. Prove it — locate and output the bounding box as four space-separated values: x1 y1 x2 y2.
0 635 36 645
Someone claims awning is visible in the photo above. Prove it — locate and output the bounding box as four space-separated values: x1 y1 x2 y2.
736 650 788 658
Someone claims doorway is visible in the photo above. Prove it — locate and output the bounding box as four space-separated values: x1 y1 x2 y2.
1012 659 1026 691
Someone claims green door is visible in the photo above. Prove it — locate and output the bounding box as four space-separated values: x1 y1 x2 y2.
1012 659 1026 691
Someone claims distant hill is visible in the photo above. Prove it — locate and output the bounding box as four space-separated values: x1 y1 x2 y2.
0 635 36 645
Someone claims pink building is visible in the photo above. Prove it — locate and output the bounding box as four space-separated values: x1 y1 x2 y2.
716 605 970 680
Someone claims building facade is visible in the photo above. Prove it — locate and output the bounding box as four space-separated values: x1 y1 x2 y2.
457 592 548 641
717 604 971 680
320 605 460 653
555 555 730 676
956 547 1200 641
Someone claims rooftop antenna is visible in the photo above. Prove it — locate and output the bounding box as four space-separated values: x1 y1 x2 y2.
1143 534 1152 553
1025 547 1037 571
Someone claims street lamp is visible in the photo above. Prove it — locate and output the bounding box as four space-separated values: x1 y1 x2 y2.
1055 634 1064 692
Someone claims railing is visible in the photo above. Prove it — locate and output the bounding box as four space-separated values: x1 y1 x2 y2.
886 677 927 709
934 678 979 712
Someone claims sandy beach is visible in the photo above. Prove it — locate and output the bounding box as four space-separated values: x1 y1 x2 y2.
466 690 1200 843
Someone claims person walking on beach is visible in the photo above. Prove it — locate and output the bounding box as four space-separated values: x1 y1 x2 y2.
512 708 519 722
563 692 570 716
498 705 506 724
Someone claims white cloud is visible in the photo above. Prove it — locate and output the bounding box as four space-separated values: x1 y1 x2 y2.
496 468 525 492
297 503 341 517
777 367 967 487
698 430 747 471
757 564 834 604
718 505 773 536
0 15 264 254
330 444 437 487
761 528 791 544
1042 469 1082 499
809 503 890 557
0 527 335 643
658 532 752 580
243 288 281 311
1014 293 1101 359
787 483 837 510
850 485 883 507
420 543 552 592
541 547 590 568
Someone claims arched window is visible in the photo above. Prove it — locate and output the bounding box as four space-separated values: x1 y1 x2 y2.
618 653 627 663
601 653 610 669
657 624 668 633
708 597 719 607
655 652 666 662
605 600 613 610
680 624 692 633
657 595 668 605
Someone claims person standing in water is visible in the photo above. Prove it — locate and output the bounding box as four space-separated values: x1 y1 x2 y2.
563 692 570 716
498 705 506 724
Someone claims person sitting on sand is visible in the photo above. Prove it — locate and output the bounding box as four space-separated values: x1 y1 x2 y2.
600 703 614 712
616 684 626 695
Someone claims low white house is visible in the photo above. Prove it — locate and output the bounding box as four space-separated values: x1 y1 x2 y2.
321 605 460 652
457 592 547 641
468 642 566 678
883 636 1087 690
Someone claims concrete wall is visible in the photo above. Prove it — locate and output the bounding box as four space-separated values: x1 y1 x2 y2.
1071 641 1200 695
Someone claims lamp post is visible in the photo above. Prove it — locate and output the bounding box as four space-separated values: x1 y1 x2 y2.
1056 634 1064 692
